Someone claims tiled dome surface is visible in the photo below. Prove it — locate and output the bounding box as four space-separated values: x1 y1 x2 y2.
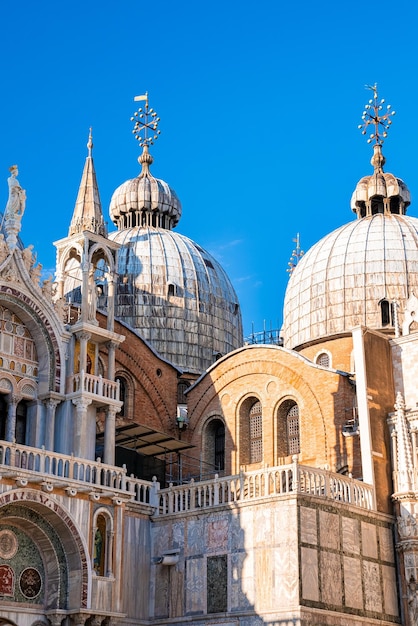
283 214 418 349
109 227 243 373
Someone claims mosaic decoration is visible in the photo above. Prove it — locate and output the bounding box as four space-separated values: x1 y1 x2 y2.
0 564 14 596
0 529 18 559
19 567 42 599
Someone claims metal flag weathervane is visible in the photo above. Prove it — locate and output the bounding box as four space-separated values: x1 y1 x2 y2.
358 83 395 146
131 92 161 148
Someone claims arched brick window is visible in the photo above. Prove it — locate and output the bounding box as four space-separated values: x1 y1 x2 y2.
286 404 300 455
316 352 330 368
277 399 300 458
203 418 225 473
239 397 263 466
249 400 263 463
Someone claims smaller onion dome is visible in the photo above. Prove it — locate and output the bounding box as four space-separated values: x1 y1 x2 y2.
109 145 182 230
350 144 411 218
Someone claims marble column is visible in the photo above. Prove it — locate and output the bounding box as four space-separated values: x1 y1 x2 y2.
5 394 18 442
104 406 117 465
72 398 92 458
44 398 60 450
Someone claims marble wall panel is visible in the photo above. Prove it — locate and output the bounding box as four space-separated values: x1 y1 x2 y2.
154 565 169 618
254 506 273 546
301 546 319 601
207 516 228 552
320 551 342 606
381 564 399 617
230 550 254 610
254 547 273 610
341 516 360 555
319 510 340 550
300 506 317 545
343 556 363 610
186 519 205 556
363 560 382 613
379 525 395 563
361 521 378 559
185 556 205 614
272 546 299 608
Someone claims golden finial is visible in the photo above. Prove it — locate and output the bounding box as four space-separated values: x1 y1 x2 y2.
358 84 395 146
87 127 93 157
131 92 161 149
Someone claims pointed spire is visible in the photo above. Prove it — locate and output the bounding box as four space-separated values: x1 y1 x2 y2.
69 129 107 237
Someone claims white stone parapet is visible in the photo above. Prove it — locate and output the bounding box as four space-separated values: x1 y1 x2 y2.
0 440 158 507
155 461 375 516
0 441 375 515
67 371 120 401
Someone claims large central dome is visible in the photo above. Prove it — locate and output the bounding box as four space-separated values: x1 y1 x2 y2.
108 110 242 373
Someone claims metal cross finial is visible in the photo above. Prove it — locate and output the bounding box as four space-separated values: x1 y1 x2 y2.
131 93 161 148
287 233 304 275
358 84 395 146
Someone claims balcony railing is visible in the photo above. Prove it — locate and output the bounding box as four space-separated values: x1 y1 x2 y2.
0 441 375 515
0 440 156 506
67 370 120 402
155 461 375 515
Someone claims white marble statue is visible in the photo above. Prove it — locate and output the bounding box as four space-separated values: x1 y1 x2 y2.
22 244 35 271
0 234 8 264
5 166 26 220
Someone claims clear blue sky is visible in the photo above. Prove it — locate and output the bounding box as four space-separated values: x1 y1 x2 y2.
0 0 417 338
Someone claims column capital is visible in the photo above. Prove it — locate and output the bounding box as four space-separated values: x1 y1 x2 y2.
72 397 92 412
76 330 91 342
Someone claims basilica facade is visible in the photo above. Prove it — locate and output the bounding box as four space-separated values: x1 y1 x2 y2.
0 93 417 626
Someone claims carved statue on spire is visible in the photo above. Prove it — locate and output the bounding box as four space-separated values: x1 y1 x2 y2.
4 165 26 249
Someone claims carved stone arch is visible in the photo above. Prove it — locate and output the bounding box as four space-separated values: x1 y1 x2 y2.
60 241 83 268
0 290 64 395
114 369 134 418
0 619 18 626
0 373 16 395
17 379 37 399
89 243 115 274
0 489 91 610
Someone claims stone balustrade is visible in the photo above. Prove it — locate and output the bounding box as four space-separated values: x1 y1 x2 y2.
67 371 120 401
155 460 375 515
0 441 375 514
0 440 157 507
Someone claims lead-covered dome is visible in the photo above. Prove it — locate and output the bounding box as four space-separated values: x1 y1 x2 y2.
107 104 242 373
109 226 242 373
109 146 182 230
283 214 418 349
283 137 417 350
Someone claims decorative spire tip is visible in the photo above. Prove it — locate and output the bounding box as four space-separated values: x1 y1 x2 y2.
87 127 93 157
131 92 161 153
358 83 395 147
